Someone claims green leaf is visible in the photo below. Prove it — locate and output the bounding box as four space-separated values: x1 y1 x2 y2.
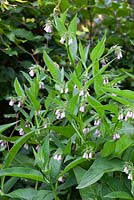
115 135 134 156
29 78 39 98
0 121 17 134
64 157 86 173
4 177 19 193
101 141 115 157
87 95 104 118
54 16 67 36
90 33 106 62
49 157 61 180
3 132 33 168
64 139 71 155
102 87 134 101
43 50 61 81
0 167 44 182
25 88 40 110
50 126 75 138
79 42 85 63
77 158 124 189
69 37 78 61
13 28 35 41
41 135 49 166
14 78 24 97
71 73 82 89
104 191 133 199
92 62 103 97
4 188 53 200
67 94 79 115
68 15 77 35
74 166 97 200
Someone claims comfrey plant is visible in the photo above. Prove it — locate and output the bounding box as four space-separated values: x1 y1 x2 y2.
0 11 134 200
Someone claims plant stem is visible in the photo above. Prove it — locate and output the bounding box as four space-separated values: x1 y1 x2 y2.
51 183 59 200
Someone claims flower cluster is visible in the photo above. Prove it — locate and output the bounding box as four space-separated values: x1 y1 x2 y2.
53 154 62 161
94 119 101 126
118 111 134 121
83 151 93 159
112 133 120 140
9 98 23 108
94 129 101 138
60 36 73 45
55 109 65 120
111 45 123 60
123 165 133 181
125 111 134 121
82 127 89 135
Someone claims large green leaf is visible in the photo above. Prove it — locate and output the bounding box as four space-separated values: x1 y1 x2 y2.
50 126 75 138
68 14 77 35
74 166 99 200
102 87 134 101
101 141 115 157
4 188 53 200
104 191 133 199
90 33 106 62
14 78 24 97
43 50 61 81
87 95 104 118
54 16 67 36
64 157 86 173
0 167 44 182
115 135 134 156
67 94 79 115
3 132 33 168
77 158 124 189
25 88 40 110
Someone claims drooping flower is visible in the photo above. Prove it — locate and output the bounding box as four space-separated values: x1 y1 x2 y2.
60 37 66 44
53 154 62 161
65 87 69 94
58 176 64 183
94 119 101 126
83 152 93 159
29 68 35 77
82 127 89 135
128 173 132 180
83 152 89 159
103 78 109 85
43 23 53 33
9 99 15 106
79 90 85 97
79 105 85 113
24 144 28 150
113 133 120 140
94 129 101 138
112 45 123 59
123 166 129 174
19 128 25 136
18 101 23 108
118 113 123 120
68 37 73 45
39 82 45 89
55 109 65 120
